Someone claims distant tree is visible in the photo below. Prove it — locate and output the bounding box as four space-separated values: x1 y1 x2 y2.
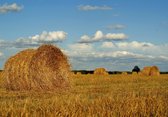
132 66 140 73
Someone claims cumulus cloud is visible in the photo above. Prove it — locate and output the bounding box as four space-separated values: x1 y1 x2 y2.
79 30 128 43
101 42 115 48
29 31 67 43
15 31 67 48
107 24 126 30
0 3 23 14
78 5 112 11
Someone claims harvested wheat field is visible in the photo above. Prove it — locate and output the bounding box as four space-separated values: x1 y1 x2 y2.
3 44 70 91
0 74 168 117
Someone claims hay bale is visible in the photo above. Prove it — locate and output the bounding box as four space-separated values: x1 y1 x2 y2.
94 68 108 75
76 72 82 75
4 49 36 90
122 72 128 75
150 66 160 76
141 66 151 76
141 66 160 76
3 44 70 91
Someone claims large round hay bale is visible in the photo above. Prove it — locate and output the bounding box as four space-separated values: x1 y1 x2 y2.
4 49 36 90
94 68 108 75
3 44 70 91
150 66 160 76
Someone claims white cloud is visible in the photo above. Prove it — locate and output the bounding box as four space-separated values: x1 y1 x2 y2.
79 30 128 43
93 30 104 40
0 31 67 49
30 31 67 43
68 43 93 52
105 33 128 40
78 5 112 11
0 3 23 14
0 52 3 57
116 41 154 49
101 42 115 48
15 31 67 48
107 24 126 30
66 40 168 70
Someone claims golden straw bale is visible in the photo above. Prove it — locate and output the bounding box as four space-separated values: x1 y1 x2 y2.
122 72 128 75
76 72 82 75
141 66 160 76
150 66 160 76
4 49 36 90
94 68 108 75
3 44 70 91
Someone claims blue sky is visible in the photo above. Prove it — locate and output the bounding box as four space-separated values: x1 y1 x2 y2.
0 0 168 71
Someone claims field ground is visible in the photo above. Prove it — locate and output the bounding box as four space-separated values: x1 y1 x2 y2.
0 74 168 117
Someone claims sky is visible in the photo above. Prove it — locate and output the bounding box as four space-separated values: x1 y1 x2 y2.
0 0 168 71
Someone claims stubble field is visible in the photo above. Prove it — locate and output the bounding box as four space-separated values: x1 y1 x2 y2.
0 73 168 117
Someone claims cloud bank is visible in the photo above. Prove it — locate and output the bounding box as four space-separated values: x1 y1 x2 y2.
78 5 112 11
65 41 168 70
0 3 23 14
0 30 67 48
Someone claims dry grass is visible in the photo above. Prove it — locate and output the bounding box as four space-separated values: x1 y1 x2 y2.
3 44 70 91
0 74 168 116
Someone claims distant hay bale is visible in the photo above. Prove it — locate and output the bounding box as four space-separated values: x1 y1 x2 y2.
141 66 160 76
94 68 108 75
3 44 70 91
141 66 151 76
150 66 160 76
76 72 82 75
122 72 128 75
